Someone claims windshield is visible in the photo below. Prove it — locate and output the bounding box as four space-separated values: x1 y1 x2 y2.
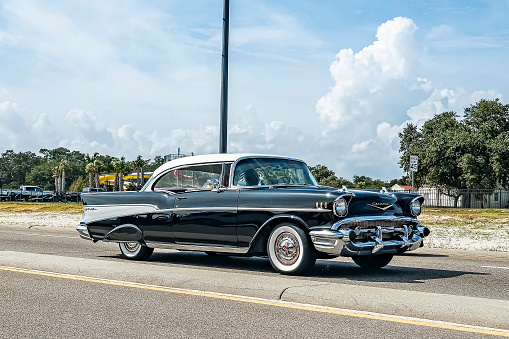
233 158 318 186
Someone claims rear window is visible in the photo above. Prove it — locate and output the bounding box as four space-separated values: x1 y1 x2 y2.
154 164 223 190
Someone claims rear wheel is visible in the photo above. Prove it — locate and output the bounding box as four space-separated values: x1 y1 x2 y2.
119 242 153 261
352 254 393 269
267 224 316 275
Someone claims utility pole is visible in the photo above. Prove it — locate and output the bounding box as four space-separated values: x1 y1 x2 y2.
410 155 418 193
219 0 230 153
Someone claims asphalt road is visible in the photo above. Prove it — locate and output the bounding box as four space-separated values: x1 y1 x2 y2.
1 224 508 338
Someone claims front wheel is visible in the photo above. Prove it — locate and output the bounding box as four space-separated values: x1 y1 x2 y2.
352 254 393 269
267 224 316 275
119 242 154 261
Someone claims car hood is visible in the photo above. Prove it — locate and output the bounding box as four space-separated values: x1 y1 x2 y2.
259 185 409 217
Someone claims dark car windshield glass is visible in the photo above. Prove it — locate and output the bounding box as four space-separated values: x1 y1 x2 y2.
233 158 317 186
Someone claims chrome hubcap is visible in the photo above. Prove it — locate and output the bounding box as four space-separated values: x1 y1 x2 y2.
124 242 140 253
274 232 299 265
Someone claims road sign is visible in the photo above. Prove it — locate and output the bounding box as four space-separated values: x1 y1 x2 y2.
409 155 418 172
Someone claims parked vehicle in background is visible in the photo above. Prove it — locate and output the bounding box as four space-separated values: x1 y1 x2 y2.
82 187 105 193
77 153 430 275
0 189 9 201
18 186 54 202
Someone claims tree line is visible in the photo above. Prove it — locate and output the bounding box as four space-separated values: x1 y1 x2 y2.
0 147 406 192
308 164 407 189
399 98 509 204
6 98 502 194
0 148 165 192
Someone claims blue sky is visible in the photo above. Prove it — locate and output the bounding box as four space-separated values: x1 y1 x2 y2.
1 0 508 180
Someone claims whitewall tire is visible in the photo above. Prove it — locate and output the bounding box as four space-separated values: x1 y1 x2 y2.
267 224 316 275
119 242 154 261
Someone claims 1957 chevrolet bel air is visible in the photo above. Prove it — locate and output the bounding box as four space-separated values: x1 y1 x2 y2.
77 153 430 275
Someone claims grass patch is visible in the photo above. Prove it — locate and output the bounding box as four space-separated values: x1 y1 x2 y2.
422 207 509 219
0 202 83 213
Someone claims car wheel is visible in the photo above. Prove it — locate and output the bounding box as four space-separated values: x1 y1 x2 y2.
119 242 154 261
352 254 393 269
267 224 316 275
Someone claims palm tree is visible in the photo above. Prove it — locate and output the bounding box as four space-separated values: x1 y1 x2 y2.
59 160 68 192
52 165 60 193
86 160 103 188
132 155 149 189
94 160 102 188
84 153 100 188
111 157 131 191
85 163 95 188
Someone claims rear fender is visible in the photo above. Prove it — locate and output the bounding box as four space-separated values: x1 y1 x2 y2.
104 224 143 242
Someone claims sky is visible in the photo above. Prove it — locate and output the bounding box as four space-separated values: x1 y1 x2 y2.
0 0 508 180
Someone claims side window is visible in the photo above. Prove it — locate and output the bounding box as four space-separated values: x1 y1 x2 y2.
233 160 260 186
154 164 223 191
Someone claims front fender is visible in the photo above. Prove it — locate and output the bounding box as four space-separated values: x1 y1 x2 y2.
247 215 310 254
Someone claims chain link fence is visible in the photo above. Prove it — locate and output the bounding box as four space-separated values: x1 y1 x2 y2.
401 188 509 208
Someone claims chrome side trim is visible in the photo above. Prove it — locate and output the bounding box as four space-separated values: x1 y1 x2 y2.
238 207 330 213
84 206 331 223
83 204 161 223
173 207 237 212
144 241 248 254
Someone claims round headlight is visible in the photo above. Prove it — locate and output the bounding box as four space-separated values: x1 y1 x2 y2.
334 197 348 217
410 199 421 216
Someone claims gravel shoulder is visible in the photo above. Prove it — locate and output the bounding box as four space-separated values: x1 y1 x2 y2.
419 211 509 252
0 212 82 229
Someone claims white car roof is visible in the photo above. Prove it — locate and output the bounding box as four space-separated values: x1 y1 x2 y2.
151 153 304 178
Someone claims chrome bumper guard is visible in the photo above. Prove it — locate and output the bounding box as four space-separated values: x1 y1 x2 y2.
310 217 429 256
76 223 93 241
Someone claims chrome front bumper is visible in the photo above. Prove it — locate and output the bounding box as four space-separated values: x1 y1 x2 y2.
310 217 429 256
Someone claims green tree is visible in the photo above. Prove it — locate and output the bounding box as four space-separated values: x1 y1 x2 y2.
462 99 509 188
399 98 509 206
0 150 40 188
25 161 58 190
111 157 131 191
308 164 353 188
85 153 103 188
132 155 149 189
70 176 87 192
146 156 165 171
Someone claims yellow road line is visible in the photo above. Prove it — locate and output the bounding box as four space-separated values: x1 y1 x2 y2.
1 265 508 337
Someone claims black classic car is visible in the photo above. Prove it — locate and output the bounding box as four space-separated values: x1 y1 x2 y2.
77 154 429 275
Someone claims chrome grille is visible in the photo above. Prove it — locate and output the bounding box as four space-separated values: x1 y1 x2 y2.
332 216 419 231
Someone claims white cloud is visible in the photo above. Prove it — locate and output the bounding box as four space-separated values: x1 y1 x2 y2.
0 101 31 149
316 17 424 134
315 17 503 179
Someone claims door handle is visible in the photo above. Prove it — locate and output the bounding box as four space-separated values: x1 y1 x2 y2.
153 214 172 221
176 196 187 200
